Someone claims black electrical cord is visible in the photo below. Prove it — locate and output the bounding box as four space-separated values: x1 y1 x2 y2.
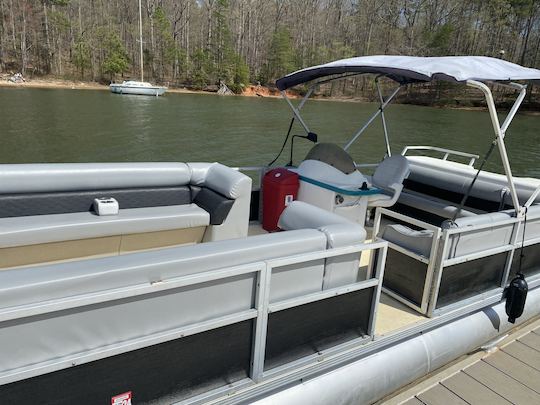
451 138 498 223
517 207 528 277
268 117 295 167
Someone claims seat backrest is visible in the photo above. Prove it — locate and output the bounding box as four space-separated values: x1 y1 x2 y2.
373 155 410 191
0 163 191 194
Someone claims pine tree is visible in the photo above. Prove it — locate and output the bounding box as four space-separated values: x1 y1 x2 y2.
101 30 130 80
263 28 294 84
72 36 91 79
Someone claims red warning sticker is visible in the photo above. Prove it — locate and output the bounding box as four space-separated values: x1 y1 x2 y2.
111 391 132 405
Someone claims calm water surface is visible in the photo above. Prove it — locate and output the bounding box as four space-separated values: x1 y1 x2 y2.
1 87 539 177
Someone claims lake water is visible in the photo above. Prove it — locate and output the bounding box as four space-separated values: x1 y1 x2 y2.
1 87 539 177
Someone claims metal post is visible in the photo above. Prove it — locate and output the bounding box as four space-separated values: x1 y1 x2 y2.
344 85 400 151
499 83 527 135
466 80 523 215
427 230 451 317
501 218 522 288
525 184 540 208
376 78 392 156
280 89 313 135
367 244 387 336
420 227 442 314
138 0 144 82
250 264 271 382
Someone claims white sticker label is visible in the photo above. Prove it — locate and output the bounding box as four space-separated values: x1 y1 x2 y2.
112 391 132 405
285 195 294 205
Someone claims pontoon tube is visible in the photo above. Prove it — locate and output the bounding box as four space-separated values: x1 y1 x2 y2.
254 285 540 405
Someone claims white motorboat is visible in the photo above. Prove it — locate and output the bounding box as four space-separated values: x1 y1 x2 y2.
109 0 167 97
1 56 540 404
110 80 167 96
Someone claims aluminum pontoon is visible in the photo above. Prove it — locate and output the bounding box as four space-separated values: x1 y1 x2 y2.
0 56 539 405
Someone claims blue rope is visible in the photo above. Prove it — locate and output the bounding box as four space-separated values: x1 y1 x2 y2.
298 175 381 196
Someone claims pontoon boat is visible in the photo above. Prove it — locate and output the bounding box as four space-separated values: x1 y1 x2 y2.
1 55 539 404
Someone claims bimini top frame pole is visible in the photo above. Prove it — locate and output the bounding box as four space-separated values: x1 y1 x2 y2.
344 81 401 152
466 80 527 216
279 74 400 156
280 88 314 135
279 73 367 136
376 77 394 157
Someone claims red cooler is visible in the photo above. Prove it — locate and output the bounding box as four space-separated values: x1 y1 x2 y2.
262 168 299 232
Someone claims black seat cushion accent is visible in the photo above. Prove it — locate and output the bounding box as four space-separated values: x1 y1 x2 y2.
193 187 234 225
0 320 253 404
403 179 506 212
0 186 192 218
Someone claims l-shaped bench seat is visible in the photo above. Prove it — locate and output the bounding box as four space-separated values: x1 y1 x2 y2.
380 155 540 259
0 201 378 385
374 155 540 314
0 203 369 312
0 162 252 268
400 156 540 216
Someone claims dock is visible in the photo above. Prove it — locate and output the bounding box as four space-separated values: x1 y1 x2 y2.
381 317 540 405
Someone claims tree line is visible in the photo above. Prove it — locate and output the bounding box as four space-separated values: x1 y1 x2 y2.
1 1 539 95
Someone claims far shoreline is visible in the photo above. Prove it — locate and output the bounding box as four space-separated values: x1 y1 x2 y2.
0 77 298 99
1 77 539 115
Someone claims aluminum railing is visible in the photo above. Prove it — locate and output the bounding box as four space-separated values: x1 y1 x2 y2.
0 238 387 392
401 145 479 167
374 206 540 317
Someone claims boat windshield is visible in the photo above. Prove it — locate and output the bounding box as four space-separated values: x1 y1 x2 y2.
121 81 153 87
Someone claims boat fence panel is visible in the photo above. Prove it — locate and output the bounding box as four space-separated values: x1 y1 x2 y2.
374 208 441 314
436 253 508 309
374 206 539 317
0 239 387 404
251 241 387 381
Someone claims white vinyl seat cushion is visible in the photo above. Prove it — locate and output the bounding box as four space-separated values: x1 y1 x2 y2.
381 224 434 257
279 201 368 289
0 229 326 310
367 155 410 209
0 162 192 194
372 155 410 190
407 156 540 205
0 204 210 248
367 192 392 204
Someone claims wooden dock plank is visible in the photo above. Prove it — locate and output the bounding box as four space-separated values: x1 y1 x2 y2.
518 331 540 351
502 341 540 371
417 383 468 405
463 361 540 404
483 350 540 393
402 397 425 405
441 371 511 405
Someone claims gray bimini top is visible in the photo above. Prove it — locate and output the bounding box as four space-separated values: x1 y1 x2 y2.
276 55 540 90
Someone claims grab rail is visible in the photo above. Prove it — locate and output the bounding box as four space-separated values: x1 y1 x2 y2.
401 146 479 167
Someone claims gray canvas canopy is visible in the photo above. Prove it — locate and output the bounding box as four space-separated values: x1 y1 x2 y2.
276 55 540 90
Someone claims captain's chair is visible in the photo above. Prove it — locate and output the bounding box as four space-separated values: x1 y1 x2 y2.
367 155 410 208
